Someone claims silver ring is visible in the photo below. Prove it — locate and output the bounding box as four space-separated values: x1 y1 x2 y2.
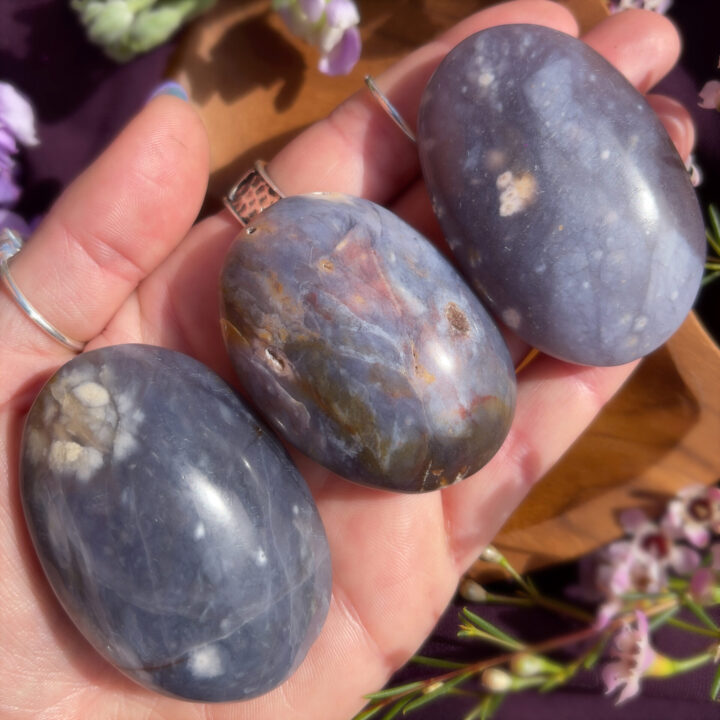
0 228 86 353
364 75 417 144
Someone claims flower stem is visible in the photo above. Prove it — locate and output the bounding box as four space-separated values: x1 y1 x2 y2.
666 617 719 639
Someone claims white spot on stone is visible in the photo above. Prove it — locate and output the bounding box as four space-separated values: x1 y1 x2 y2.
633 316 648 332
255 548 268 567
619 313 632 326
113 429 137 461
292 505 299 516
582 281 590 289
72 381 110 408
496 171 513 189
502 308 521 330
48 440 103 481
600 149 610 161
194 522 206 540
535 263 546 274
188 645 224 678
496 171 537 217
461 85 468 94
478 71 494 87
670 290 679 301
592 249 604 261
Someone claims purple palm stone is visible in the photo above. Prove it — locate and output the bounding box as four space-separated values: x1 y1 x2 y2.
418 24 705 366
20 344 331 702
221 193 516 493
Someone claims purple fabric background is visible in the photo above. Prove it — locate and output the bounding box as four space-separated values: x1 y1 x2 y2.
1 1 719 718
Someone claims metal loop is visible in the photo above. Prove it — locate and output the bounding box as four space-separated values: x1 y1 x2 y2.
224 160 285 227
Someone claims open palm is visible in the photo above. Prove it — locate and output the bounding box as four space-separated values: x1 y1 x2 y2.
0 3 695 718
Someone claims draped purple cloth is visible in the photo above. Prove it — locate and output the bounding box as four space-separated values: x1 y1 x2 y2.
1 1 719 717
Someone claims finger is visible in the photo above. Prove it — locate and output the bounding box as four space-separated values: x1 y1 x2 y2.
267 0 579 202
581 9 680 93
0 96 209 364
646 93 696 161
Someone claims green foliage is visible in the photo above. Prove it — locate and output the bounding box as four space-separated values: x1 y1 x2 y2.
70 0 216 61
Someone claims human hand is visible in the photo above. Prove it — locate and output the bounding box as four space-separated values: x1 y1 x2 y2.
0 2 695 718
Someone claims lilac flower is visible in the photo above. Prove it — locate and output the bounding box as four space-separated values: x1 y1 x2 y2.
0 82 38 208
0 208 31 236
699 80 720 111
662 485 720 548
274 0 361 76
602 611 656 704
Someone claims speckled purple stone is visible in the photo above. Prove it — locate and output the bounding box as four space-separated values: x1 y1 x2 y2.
418 24 706 366
221 194 516 493
20 344 331 702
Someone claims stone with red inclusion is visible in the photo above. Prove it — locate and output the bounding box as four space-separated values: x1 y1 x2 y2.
221 193 516 492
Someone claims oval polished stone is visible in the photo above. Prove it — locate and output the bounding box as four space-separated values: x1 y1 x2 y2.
221 193 516 492
21 344 331 702
418 24 706 366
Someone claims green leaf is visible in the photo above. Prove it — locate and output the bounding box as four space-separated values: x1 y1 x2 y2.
382 696 413 720
365 681 424 701
353 705 384 720
649 605 680 632
702 270 720 287
479 693 505 720
539 676 566 693
463 704 487 720
402 673 472 713
709 204 720 244
706 227 720 257
685 596 719 632
582 638 609 670
461 608 524 649
411 655 468 670
710 663 720 701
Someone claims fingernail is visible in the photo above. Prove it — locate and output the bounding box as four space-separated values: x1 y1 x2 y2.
147 81 189 103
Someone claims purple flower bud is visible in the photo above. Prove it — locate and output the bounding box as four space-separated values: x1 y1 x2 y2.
325 0 360 28
318 25 360 76
0 165 20 206
0 82 39 147
0 208 30 235
299 0 325 23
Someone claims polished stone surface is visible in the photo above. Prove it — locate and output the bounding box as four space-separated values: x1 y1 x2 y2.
221 193 516 492
418 24 706 366
21 344 331 702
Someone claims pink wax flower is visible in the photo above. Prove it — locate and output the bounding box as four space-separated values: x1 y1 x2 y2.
662 485 720 548
602 611 657 704
699 80 720 110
